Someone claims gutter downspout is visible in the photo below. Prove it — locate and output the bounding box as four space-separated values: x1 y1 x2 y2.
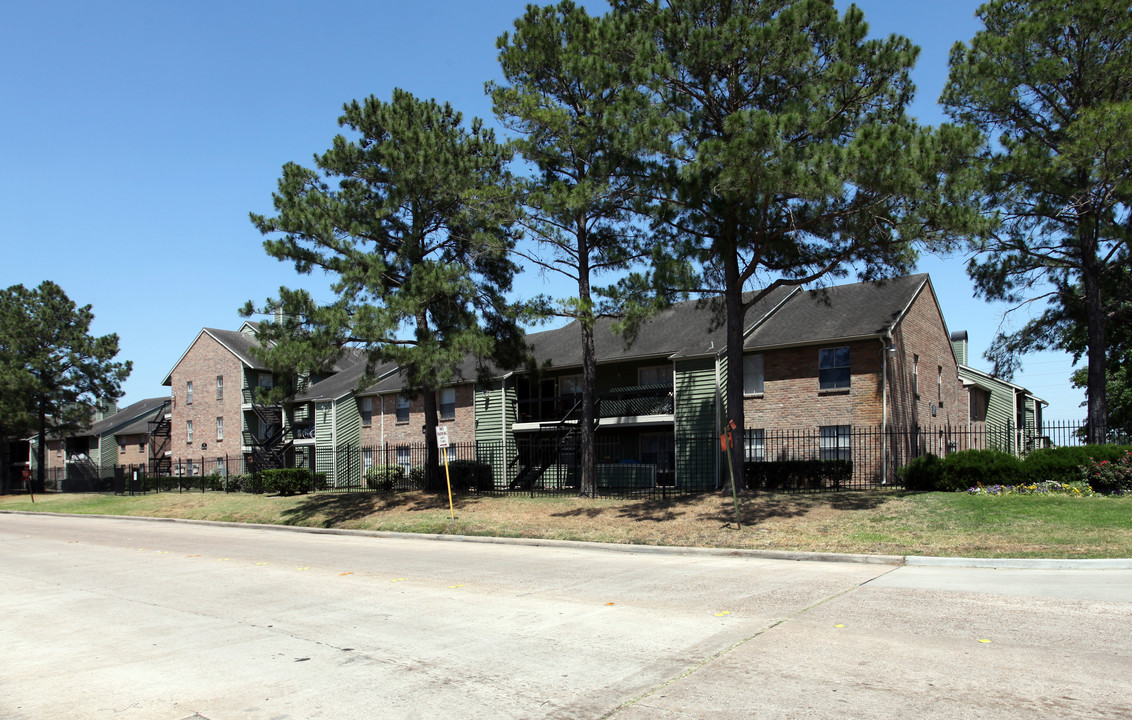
714 346 725 491
881 334 892 485
501 372 514 452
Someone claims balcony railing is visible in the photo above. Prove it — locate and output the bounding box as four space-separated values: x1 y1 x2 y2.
516 384 673 424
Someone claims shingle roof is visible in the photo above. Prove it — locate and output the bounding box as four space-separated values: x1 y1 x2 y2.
294 351 398 402
87 396 170 437
201 327 272 370
744 274 929 350
523 285 798 368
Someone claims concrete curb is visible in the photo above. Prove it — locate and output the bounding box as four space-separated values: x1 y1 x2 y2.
4 509 1131 569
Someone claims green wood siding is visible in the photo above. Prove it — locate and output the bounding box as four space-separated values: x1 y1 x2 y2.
99 435 115 479
314 401 336 482
475 381 516 486
335 396 362 487
674 357 720 488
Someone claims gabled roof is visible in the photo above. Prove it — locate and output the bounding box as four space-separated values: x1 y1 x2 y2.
86 396 170 438
958 364 1047 405
294 351 398 403
744 274 930 350
522 285 798 368
161 327 273 385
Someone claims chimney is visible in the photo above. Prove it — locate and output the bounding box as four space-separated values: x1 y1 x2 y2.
950 330 968 366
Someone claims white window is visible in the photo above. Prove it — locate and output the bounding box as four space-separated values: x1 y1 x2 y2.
118 440 126 454
258 373 273 389
396 446 411 471
439 388 456 420
743 355 764 396
215 457 226 476
216 375 224 400
912 355 920 396
186 420 194 443
396 395 410 423
638 365 673 387
186 381 194 404
819 425 851 462
937 366 943 405
819 347 850 390
216 416 224 441
360 397 373 427
363 448 373 471
745 429 766 462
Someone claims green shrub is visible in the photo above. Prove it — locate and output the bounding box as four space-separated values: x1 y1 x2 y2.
1082 450 1132 494
313 472 328 491
1023 445 1132 483
444 459 495 493
408 465 426 489
939 449 1024 492
262 468 314 496
365 464 404 492
899 454 944 491
744 460 853 490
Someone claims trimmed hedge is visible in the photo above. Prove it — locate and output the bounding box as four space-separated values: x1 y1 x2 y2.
938 449 1025 491
262 468 316 496
744 459 853 490
365 464 404 492
898 453 944 491
1022 445 1132 484
445 459 495 492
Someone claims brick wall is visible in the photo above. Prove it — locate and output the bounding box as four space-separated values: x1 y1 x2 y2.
115 432 150 467
743 338 885 431
888 287 967 428
742 285 966 432
168 332 246 465
361 383 476 447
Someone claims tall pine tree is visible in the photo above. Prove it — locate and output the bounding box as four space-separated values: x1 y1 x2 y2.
0 281 131 493
491 1 655 496
249 90 524 491
613 0 983 489
942 0 1132 442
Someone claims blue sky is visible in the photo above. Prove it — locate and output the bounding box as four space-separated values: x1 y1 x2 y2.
0 0 1083 419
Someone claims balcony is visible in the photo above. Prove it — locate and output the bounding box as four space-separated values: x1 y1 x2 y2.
515 384 673 428
291 423 316 443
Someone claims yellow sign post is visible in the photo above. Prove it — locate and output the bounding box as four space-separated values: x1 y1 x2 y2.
437 425 456 523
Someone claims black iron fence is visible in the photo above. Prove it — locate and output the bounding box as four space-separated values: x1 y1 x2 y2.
22 419 1126 497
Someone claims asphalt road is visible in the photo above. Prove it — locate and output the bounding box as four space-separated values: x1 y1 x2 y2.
0 513 1129 720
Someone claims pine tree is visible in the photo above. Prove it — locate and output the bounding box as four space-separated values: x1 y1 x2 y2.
614 0 982 489
0 281 131 493
942 0 1132 442
248 90 524 491
490 1 655 496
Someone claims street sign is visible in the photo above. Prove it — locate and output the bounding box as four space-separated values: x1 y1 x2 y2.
435 425 450 449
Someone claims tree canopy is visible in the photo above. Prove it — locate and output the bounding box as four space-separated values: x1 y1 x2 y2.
248 89 525 490
942 0 1132 442
0 281 131 492
611 0 983 488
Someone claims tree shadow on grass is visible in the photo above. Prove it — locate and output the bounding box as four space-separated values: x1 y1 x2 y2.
549 490 905 527
280 490 479 528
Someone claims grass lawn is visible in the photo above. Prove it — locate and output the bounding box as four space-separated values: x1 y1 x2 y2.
2 489 1129 559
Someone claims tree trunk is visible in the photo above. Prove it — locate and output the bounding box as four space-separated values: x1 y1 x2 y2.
421 385 442 493
34 403 47 495
1081 248 1108 444
722 242 745 494
577 225 597 497
579 318 597 497
0 428 10 495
